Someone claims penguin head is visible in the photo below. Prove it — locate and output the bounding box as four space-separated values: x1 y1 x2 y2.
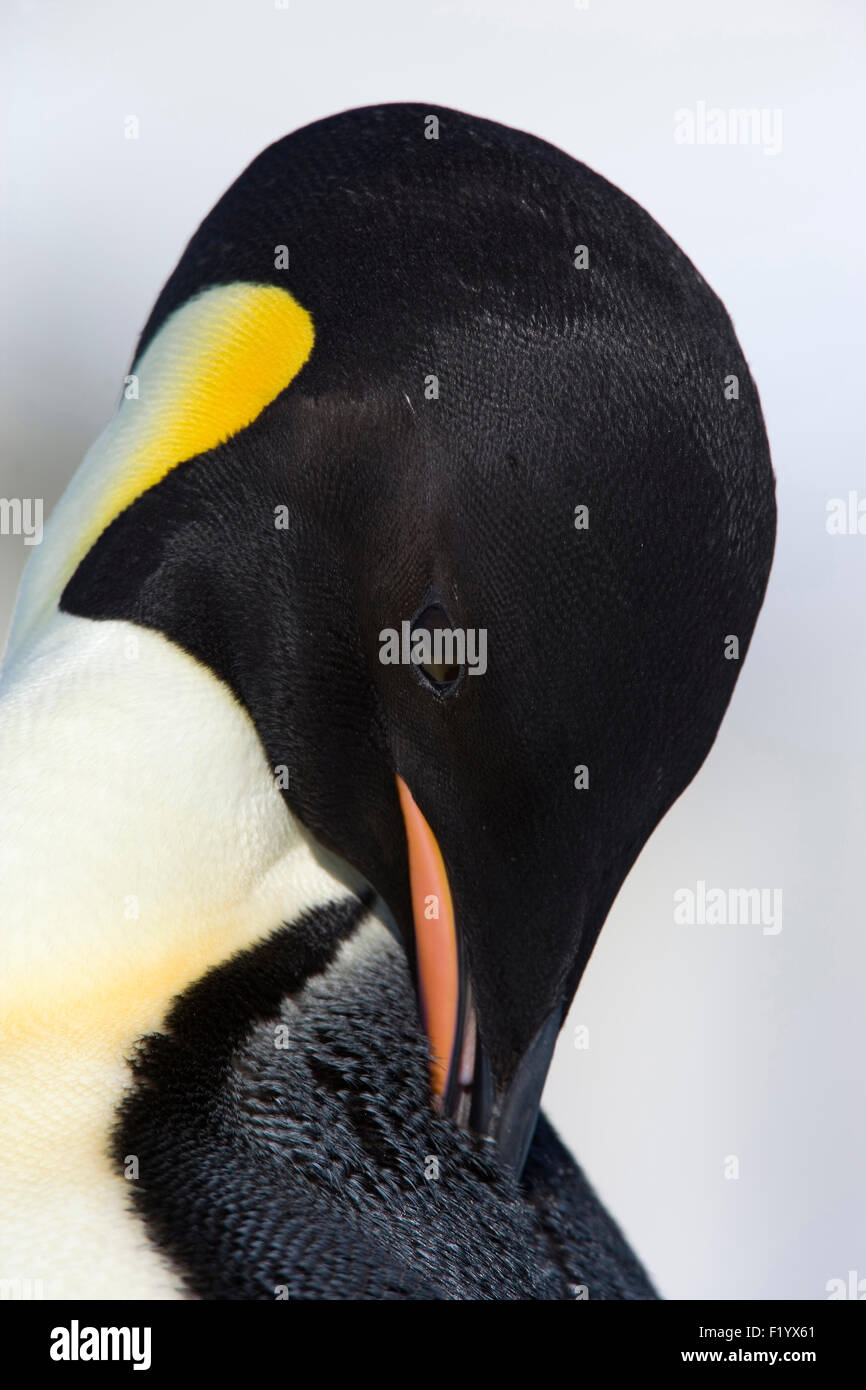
35 104 775 1173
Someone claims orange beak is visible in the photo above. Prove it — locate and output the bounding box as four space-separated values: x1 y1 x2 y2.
395 774 560 1174
395 774 460 1103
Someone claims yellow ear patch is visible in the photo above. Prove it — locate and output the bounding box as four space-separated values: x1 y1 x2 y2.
6 282 315 658
98 283 314 543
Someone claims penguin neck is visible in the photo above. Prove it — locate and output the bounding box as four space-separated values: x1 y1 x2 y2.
0 610 360 1048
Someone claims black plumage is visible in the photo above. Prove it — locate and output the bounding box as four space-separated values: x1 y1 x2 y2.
115 898 656 1299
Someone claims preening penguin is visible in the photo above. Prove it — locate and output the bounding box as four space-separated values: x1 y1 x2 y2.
0 103 776 1299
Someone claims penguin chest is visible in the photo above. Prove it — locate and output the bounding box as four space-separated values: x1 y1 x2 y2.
0 610 363 1298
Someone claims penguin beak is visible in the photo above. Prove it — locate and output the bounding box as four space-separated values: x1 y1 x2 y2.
395 775 559 1176
395 776 461 1101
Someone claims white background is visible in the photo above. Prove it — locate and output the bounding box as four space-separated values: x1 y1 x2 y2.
2 0 863 1299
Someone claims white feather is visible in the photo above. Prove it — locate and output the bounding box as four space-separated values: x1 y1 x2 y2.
0 611 362 1298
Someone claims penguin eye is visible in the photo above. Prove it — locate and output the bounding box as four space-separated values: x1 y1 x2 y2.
411 605 465 692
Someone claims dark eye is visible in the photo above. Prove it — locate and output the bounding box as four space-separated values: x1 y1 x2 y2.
411 604 465 692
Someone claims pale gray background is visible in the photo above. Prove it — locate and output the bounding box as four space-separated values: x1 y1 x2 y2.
2 0 863 1299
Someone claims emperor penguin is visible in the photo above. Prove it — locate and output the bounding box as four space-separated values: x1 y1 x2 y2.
0 103 776 1300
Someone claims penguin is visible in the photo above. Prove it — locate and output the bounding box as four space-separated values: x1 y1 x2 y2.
0 103 776 1300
